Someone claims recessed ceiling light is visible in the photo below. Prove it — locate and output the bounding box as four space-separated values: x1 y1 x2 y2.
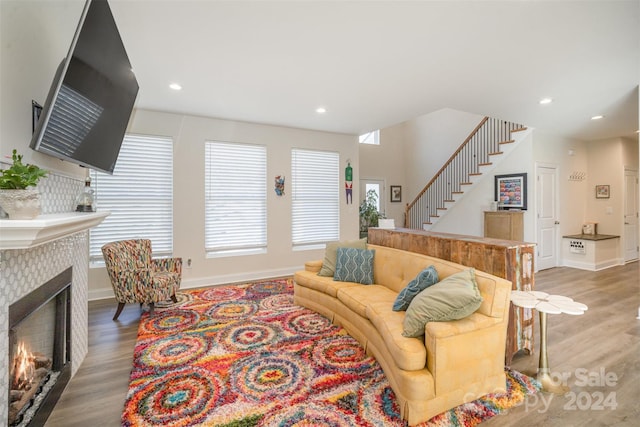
169 83 182 91
315 107 327 114
591 115 604 120
539 98 553 105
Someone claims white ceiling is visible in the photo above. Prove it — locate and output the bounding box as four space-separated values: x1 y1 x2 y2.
109 0 639 141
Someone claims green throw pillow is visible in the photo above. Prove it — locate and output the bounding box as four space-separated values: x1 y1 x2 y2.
402 269 483 338
393 265 439 311
333 247 375 285
318 238 367 277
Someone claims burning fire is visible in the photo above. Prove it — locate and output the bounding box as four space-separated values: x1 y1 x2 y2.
12 342 35 391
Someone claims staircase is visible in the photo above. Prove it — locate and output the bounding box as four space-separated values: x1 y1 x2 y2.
404 117 529 229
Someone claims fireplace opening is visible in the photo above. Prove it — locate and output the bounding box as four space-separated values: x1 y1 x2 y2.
8 268 72 427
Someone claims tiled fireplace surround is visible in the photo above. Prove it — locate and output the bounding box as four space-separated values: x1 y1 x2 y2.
0 173 88 423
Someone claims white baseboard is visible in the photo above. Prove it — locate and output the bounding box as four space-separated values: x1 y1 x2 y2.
88 266 301 301
562 258 624 271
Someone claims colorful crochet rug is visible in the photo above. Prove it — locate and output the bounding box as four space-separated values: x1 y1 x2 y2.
123 278 540 426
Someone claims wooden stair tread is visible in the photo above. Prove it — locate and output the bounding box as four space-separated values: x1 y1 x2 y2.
488 151 504 156
478 162 492 166
469 172 482 176
461 182 472 185
498 139 515 145
511 127 528 132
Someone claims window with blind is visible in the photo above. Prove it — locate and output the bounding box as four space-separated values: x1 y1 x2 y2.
291 148 340 249
89 134 174 265
205 141 267 256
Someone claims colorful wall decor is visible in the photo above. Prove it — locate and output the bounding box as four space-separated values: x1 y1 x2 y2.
345 162 353 204
274 175 285 196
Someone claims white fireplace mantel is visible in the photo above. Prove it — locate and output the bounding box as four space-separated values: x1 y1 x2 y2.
0 211 109 250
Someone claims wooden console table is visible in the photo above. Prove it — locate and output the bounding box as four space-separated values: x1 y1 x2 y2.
367 227 535 365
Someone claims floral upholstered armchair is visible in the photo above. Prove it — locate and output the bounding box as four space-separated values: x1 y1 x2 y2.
101 239 182 320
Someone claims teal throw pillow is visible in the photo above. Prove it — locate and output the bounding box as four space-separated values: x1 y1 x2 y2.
402 269 483 338
392 265 439 311
318 238 367 277
333 247 375 285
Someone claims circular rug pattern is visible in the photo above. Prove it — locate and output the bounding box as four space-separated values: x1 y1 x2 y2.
283 311 334 336
259 293 297 312
138 334 210 369
260 402 357 426
247 279 290 296
155 292 193 309
138 309 200 334
230 354 310 402
198 286 246 302
312 336 375 374
206 300 258 320
361 378 402 425
124 366 223 426
219 321 280 352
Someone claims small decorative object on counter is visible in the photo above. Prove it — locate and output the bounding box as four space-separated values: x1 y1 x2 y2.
75 176 95 212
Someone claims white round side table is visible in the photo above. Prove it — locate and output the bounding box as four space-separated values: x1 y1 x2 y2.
510 290 588 394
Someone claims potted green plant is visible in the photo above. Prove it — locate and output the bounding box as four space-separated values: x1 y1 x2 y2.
359 189 382 237
0 149 48 219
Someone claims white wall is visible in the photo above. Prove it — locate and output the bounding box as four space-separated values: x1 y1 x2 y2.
402 108 484 201
359 125 406 226
585 137 639 235
0 0 86 177
88 109 360 299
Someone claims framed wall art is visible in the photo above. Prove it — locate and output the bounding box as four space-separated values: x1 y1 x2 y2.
390 185 402 202
595 185 610 199
494 173 527 210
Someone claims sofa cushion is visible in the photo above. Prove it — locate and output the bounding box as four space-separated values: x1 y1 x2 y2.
402 269 483 338
294 270 360 298
367 301 428 371
334 247 375 285
337 285 396 318
393 265 439 311
318 238 367 277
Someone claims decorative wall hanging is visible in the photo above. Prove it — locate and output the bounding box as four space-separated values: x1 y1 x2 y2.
494 173 527 210
274 175 285 196
595 184 610 199
345 162 353 204
390 185 402 202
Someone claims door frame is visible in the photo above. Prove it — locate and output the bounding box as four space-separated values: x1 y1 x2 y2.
623 167 639 263
535 162 560 271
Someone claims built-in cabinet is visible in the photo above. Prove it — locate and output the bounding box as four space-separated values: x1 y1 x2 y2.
484 211 524 241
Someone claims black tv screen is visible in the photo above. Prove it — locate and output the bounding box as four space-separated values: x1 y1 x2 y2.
30 0 139 174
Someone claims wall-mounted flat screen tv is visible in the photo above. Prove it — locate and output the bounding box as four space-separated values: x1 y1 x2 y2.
30 0 139 175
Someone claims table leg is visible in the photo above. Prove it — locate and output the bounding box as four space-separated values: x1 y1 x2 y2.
537 311 569 394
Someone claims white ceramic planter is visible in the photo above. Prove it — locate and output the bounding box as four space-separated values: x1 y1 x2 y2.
0 188 41 219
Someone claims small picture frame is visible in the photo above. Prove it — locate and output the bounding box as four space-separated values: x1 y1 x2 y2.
390 185 402 203
595 185 610 199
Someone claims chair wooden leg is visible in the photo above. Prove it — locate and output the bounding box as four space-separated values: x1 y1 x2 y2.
148 302 155 316
113 302 126 321
171 294 178 303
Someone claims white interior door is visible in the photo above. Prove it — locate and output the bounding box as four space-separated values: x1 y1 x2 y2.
536 164 559 270
624 168 639 262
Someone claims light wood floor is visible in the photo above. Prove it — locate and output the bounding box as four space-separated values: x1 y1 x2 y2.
46 263 640 426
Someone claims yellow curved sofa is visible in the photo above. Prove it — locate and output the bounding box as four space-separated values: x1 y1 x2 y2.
293 244 512 426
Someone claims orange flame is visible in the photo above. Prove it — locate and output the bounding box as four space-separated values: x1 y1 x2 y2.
12 342 34 390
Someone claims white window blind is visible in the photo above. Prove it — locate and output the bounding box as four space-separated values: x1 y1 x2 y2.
291 149 340 247
89 134 174 264
205 141 267 256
